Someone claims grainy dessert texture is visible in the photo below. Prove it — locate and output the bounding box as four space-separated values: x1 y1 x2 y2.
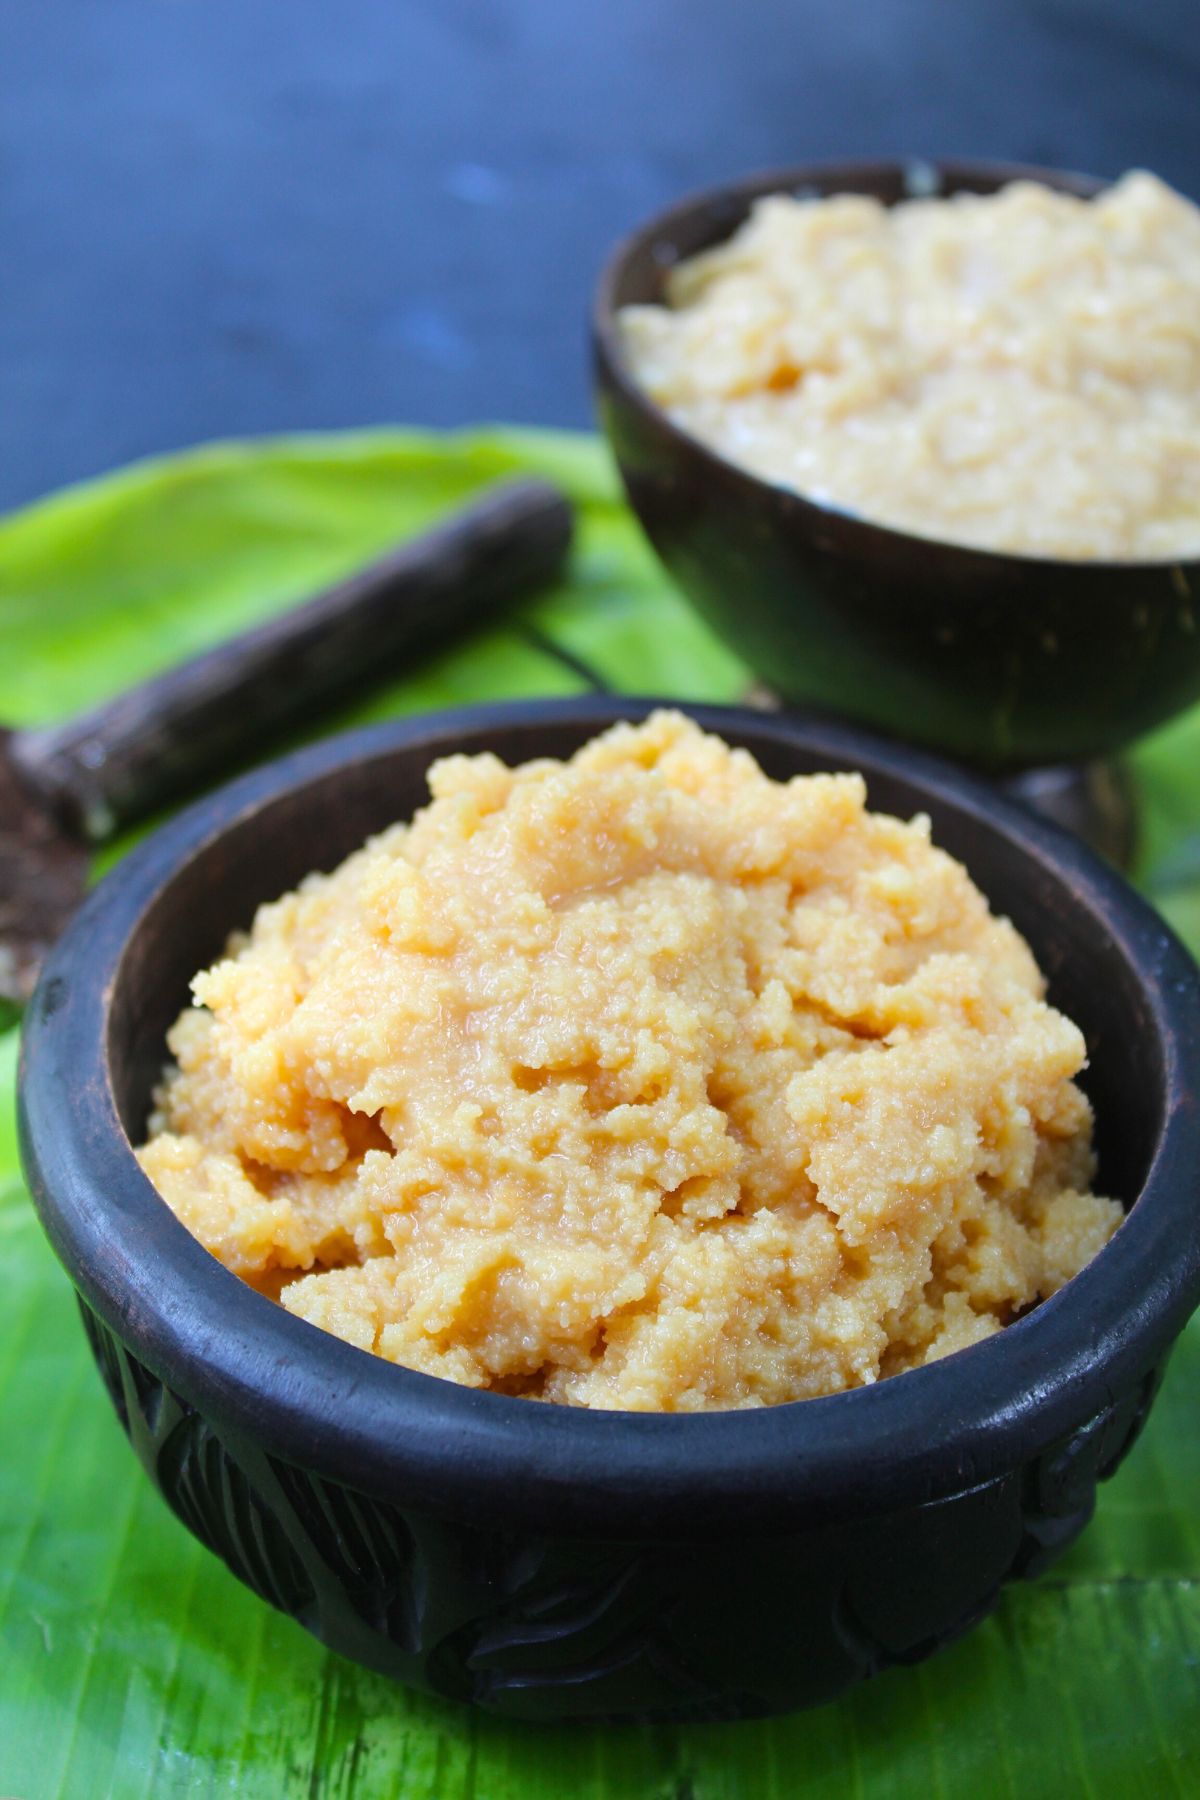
138 714 1122 1410
618 172 1200 560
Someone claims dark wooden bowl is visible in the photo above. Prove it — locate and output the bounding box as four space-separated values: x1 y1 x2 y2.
18 699 1200 1721
593 161 1200 773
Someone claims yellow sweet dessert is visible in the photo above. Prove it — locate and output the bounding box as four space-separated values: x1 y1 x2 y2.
618 172 1200 560
137 713 1121 1410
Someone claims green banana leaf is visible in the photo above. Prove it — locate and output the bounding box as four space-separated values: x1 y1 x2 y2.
1 428 1198 1800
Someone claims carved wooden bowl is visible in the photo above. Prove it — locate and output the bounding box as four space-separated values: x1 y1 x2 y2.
18 699 1200 1721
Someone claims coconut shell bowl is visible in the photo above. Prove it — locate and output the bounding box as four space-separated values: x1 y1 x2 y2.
18 698 1200 1722
592 161 1200 865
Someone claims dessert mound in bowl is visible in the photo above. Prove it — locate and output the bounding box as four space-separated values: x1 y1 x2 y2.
594 164 1200 769
617 172 1200 562
138 711 1120 1411
21 698 1200 1720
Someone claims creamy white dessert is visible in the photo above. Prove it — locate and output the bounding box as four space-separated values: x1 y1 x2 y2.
619 173 1200 560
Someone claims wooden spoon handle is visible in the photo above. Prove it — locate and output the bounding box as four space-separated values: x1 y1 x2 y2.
10 477 573 840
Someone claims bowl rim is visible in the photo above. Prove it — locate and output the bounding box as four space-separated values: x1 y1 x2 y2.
18 696 1200 1538
592 156 1200 578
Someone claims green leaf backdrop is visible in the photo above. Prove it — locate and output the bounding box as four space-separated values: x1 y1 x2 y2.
1 429 1197 1799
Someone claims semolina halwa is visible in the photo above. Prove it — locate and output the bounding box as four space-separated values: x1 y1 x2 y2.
618 172 1200 560
137 713 1122 1410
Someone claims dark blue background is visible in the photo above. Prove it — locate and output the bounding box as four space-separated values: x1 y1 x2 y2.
2 0 1197 511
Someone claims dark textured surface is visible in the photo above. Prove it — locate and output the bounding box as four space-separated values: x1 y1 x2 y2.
2 0 1199 513
19 699 1200 1720
0 726 89 1007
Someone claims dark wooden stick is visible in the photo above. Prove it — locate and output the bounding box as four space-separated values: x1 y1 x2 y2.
10 477 573 840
